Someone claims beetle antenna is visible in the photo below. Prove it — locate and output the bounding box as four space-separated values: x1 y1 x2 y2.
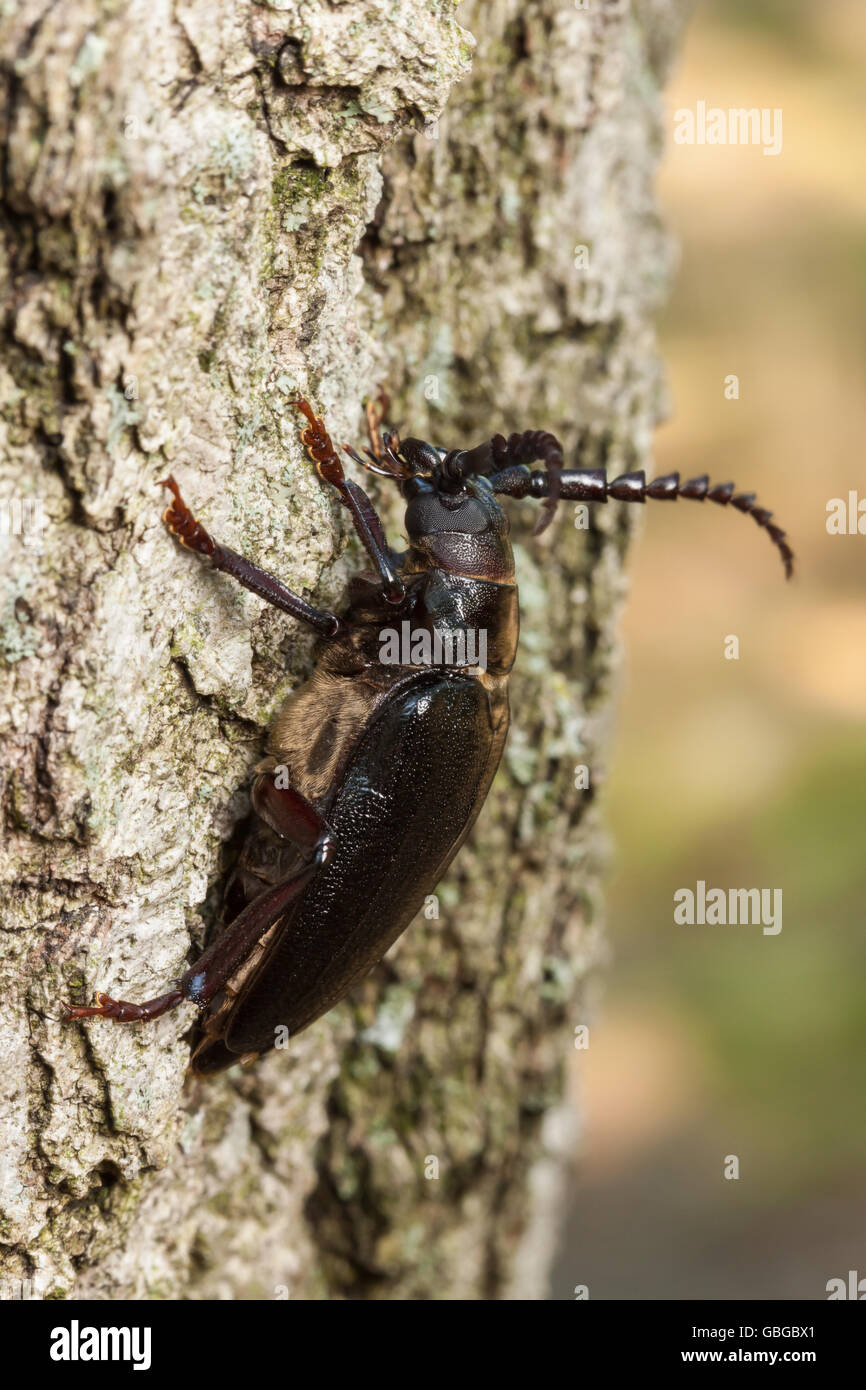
490 464 795 578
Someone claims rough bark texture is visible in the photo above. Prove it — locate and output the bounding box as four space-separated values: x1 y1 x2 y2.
0 0 688 1299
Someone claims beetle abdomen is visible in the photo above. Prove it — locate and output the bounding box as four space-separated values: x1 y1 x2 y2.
206 670 508 1065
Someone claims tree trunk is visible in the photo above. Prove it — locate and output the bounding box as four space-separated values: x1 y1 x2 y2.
0 0 689 1300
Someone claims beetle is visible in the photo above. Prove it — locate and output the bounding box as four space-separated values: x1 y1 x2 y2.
63 395 793 1073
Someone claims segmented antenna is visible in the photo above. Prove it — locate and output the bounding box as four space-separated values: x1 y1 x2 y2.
579 469 793 579
489 462 794 578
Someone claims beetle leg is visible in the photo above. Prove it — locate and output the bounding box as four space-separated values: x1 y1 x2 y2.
249 772 332 850
63 808 336 1027
160 476 343 639
61 989 185 1023
365 387 393 463
293 397 405 605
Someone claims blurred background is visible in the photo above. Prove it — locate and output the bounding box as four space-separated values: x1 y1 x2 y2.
552 0 866 1299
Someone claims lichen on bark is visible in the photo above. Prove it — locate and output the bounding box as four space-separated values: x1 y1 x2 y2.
0 0 690 1299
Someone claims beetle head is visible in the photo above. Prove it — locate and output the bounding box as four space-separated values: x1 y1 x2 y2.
400 471 514 583
340 427 516 582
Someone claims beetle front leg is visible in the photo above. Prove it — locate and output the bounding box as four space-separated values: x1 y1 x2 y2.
364 386 393 464
293 397 405 604
161 476 343 639
63 786 336 1027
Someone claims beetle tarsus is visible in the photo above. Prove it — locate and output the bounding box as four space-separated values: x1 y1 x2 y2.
160 476 216 556
63 988 184 1023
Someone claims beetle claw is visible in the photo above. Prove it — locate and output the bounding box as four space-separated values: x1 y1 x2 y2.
62 992 116 1021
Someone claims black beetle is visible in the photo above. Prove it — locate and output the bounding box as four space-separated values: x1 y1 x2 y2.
63 395 793 1073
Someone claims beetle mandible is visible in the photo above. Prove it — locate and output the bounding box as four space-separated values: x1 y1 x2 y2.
63 395 793 1073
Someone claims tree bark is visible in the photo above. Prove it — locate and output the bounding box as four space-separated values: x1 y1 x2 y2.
0 0 689 1299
